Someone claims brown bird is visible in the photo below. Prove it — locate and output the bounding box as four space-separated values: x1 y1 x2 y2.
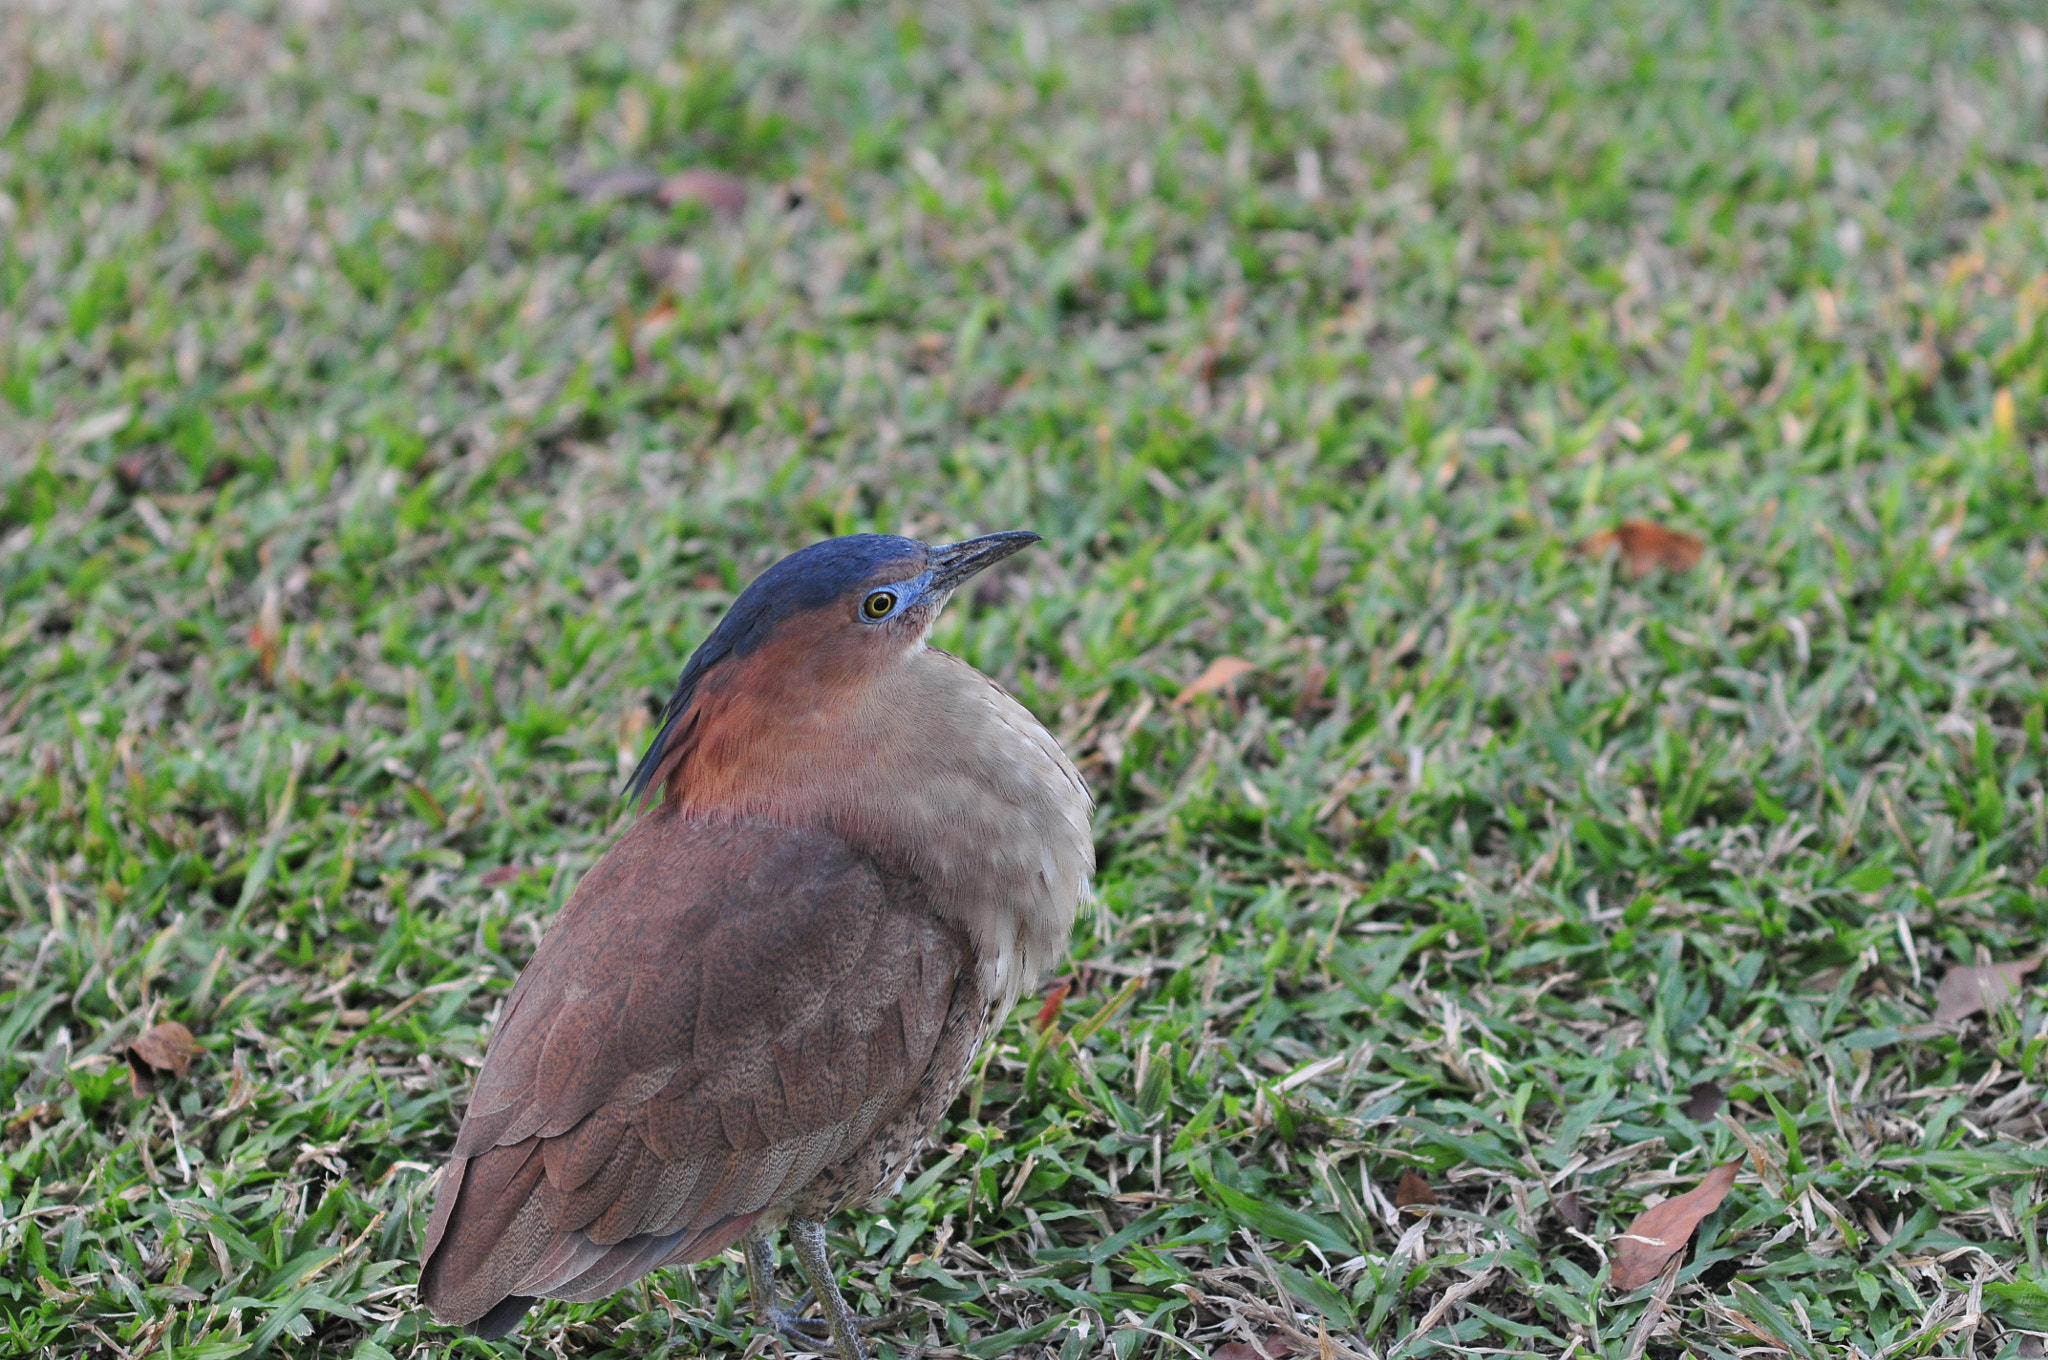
419 532 1092 1358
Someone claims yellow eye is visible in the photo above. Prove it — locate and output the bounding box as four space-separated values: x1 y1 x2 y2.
861 590 898 620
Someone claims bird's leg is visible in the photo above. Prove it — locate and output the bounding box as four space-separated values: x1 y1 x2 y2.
744 1228 831 1345
787 1218 869 1360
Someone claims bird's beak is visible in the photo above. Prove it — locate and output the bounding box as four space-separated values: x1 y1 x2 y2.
925 531 1041 591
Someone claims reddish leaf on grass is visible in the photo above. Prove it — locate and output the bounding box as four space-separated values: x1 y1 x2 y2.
1934 957 2042 1023
1609 1162 1739 1289
479 865 526 887
640 245 703 295
562 165 746 217
127 1021 204 1097
1682 1081 1725 1123
1800 966 1847 994
1214 1336 1295 1360
1582 520 1704 578
1035 980 1072 1032
1395 1170 1438 1208
658 169 747 216
1174 656 1256 706
564 165 665 202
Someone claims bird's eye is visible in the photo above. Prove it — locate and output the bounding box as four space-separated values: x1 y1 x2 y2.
861 590 898 620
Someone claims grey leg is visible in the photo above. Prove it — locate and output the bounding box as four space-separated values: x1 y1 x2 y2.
744 1227 831 1346
787 1218 869 1360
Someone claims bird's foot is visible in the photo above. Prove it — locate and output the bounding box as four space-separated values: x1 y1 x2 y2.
774 1295 909 1337
762 1304 833 1346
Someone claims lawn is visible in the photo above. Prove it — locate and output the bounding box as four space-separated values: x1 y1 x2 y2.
4 0 2048 1355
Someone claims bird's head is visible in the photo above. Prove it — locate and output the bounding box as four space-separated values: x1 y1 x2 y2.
626 530 1041 803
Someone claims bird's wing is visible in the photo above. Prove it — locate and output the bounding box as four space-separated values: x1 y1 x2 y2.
419 811 970 1326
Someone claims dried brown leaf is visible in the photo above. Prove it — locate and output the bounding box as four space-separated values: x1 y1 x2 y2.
1214 1337 1295 1360
1582 520 1704 578
1174 655 1256 706
1934 956 2041 1024
640 245 703 295
1609 1162 1738 1289
1681 1081 1725 1123
127 1020 204 1097
563 165 664 201
658 168 747 216
1395 1170 1438 1208
1556 1190 1590 1231
1799 966 1847 994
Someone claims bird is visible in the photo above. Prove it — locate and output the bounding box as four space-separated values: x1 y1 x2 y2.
418 530 1093 1359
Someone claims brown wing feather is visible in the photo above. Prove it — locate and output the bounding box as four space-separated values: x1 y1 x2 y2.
420 809 968 1326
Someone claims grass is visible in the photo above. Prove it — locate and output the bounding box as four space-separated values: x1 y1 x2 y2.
4 0 2048 1355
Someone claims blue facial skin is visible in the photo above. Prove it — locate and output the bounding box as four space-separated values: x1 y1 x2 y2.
853 570 939 625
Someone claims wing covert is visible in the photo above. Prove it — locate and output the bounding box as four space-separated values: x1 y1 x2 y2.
421 809 969 1326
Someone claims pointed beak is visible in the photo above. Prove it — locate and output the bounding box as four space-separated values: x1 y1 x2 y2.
925 531 1041 592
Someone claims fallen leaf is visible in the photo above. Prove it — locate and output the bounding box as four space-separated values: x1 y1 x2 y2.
1213 1336 1295 1360
1681 1080 1725 1123
1174 656 1257 706
564 165 665 201
1799 966 1847 994
1395 1170 1438 1208
1582 520 1704 578
127 1021 204 1097
480 865 527 887
1294 658 1330 719
640 245 703 294
1556 1190 1590 1232
1034 980 1071 1033
1609 1162 1738 1289
1934 956 2042 1024
658 168 747 216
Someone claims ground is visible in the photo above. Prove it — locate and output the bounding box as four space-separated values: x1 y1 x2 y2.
4 0 2048 1356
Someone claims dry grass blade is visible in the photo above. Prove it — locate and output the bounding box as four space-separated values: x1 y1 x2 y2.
1623 1251 1685 1360
1394 1269 1494 1354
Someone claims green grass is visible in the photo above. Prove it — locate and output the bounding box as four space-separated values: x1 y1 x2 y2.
5 0 2048 1355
